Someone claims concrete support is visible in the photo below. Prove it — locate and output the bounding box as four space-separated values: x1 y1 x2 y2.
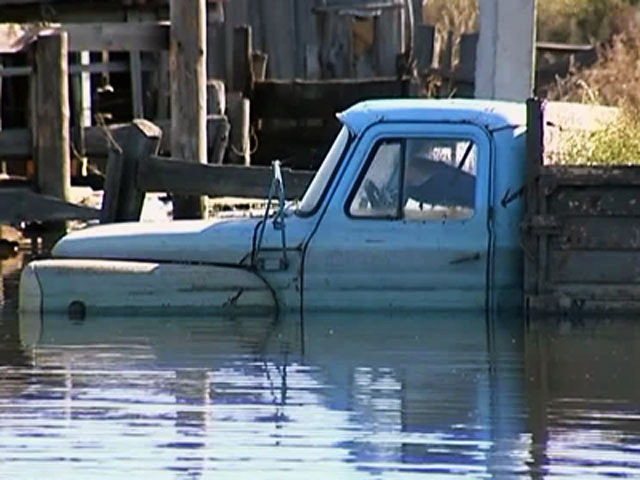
475 0 536 101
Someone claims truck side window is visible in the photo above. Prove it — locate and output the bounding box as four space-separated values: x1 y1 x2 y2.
403 138 476 221
349 140 402 218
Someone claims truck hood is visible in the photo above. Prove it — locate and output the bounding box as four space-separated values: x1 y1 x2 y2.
53 217 304 265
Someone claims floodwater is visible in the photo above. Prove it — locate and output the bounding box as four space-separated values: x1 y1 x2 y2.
3 252 640 478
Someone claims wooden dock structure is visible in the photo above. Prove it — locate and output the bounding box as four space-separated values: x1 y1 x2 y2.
0 0 444 232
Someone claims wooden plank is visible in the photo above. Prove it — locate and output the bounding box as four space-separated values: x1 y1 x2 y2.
458 33 478 82
261 0 296 79
548 185 640 216
0 65 31 77
540 167 640 186
207 114 229 165
550 217 640 250
0 188 98 223
374 3 403 77
316 10 352 78
232 25 252 95
293 0 317 78
523 98 543 297
70 52 85 175
64 22 169 52
206 19 226 81
138 155 314 199
226 92 250 165
414 24 434 71
0 60 158 78
34 30 70 202
0 128 30 157
170 0 207 219
253 77 414 119
130 50 144 118
548 250 640 284
100 120 162 223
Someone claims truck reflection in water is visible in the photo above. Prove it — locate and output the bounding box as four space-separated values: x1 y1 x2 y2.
2 254 640 478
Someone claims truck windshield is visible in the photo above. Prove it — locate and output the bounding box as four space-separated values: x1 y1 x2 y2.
296 127 351 215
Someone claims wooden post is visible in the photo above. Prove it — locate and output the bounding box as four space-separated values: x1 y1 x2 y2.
232 25 253 96
130 50 144 118
34 30 71 203
227 92 250 166
414 24 435 72
523 98 543 298
0 56 5 177
100 120 162 223
252 52 268 82
206 80 229 165
70 51 91 177
207 79 225 116
155 51 170 121
170 0 208 219
207 115 230 165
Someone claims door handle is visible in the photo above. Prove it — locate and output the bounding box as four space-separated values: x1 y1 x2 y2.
449 252 482 265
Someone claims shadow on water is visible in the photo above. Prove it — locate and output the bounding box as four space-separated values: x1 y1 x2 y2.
525 316 640 478
3 256 640 477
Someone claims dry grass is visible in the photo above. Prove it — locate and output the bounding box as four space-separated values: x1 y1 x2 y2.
543 1 640 164
422 0 640 164
537 0 636 43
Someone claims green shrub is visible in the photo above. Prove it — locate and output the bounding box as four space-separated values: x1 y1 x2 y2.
552 108 640 165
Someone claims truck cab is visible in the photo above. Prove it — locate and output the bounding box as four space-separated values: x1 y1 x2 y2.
20 99 528 317
298 99 527 311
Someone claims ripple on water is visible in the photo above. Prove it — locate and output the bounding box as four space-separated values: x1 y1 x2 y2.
3 257 640 477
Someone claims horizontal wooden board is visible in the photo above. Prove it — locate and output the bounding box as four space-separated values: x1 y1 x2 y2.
0 188 99 223
137 155 315 199
548 250 640 284
253 77 417 119
0 128 31 158
550 217 640 250
539 167 640 187
548 185 640 216
65 22 169 52
0 117 223 160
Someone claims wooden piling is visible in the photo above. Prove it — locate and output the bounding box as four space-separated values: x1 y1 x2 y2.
130 50 144 118
170 0 207 219
70 51 91 177
34 30 71 203
100 120 162 223
0 56 5 176
227 92 250 166
232 25 253 96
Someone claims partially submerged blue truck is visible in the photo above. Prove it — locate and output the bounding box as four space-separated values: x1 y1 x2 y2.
19 98 640 317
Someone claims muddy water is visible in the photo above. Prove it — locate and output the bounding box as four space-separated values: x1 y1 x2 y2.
2 253 640 478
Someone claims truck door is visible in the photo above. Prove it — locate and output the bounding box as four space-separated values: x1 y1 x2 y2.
302 122 493 310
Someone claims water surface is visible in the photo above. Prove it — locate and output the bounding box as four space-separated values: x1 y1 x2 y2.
2 253 640 478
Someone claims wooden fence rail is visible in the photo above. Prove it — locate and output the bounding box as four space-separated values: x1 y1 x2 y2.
101 120 314 223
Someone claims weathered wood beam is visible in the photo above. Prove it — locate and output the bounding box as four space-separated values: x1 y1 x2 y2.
0 188 98 224
170 0 207 219
0 116 227 161
34 30 70 202
0 59 158 78
253 77 417 119
100 120 162 223
138 155 314 200
0 128 30 157
65 22 169 52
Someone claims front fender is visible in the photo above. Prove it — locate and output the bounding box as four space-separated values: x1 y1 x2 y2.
19 259 277 316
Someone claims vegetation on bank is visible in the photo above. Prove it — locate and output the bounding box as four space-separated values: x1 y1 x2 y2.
423 0 640 165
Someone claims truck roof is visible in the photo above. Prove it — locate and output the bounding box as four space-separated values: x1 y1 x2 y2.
338 99 527 135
